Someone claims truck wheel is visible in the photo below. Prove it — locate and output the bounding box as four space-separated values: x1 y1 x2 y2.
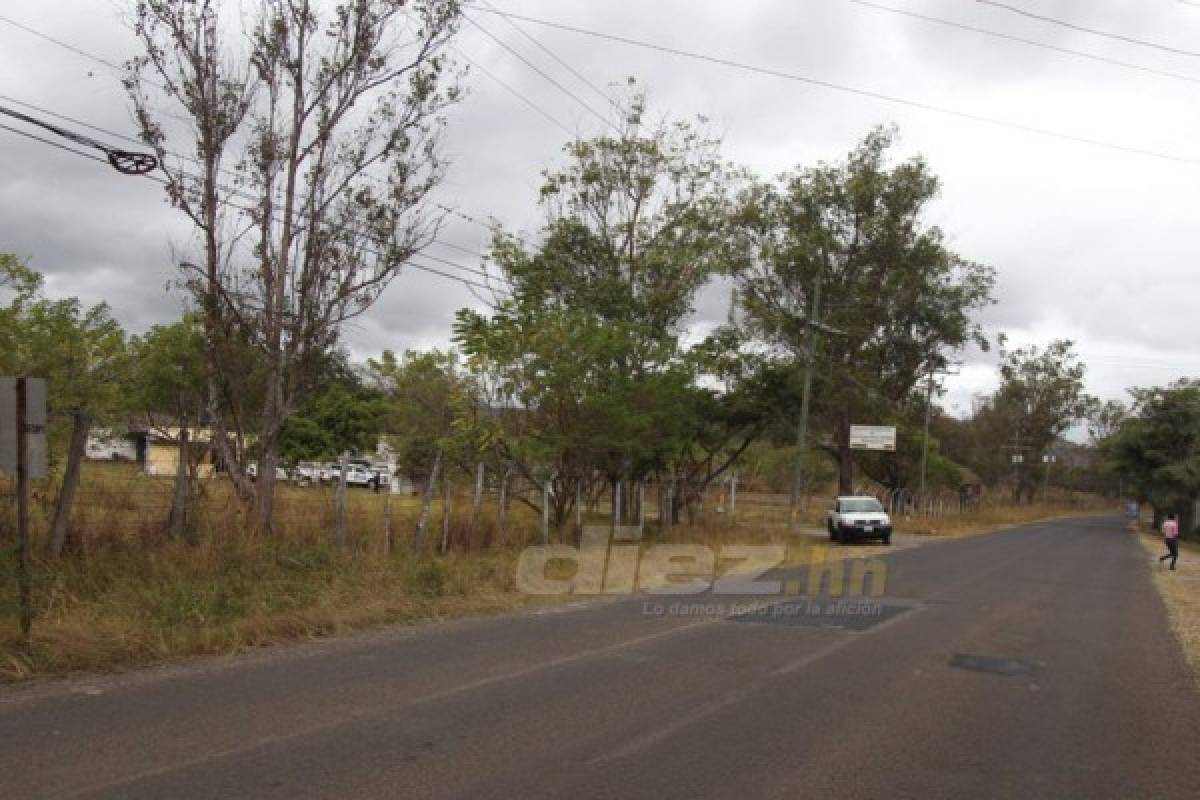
882 534 891 546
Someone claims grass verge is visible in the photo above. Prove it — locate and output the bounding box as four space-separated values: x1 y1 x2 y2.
1136 529 1200 686
0 469 1110 683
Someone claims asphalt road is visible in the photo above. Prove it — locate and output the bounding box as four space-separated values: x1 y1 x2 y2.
2 515 1198 799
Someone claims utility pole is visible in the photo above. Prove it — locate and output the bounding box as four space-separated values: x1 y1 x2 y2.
1042 454 1056 503
1003 429 1027 503
917 363 959 512
16 377 31 645
918 369 935 504
788 268 823 531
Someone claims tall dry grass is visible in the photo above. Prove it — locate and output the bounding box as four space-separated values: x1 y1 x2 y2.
0 463 1114 681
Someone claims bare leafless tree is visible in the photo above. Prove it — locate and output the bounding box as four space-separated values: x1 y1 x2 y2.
127 0 463 533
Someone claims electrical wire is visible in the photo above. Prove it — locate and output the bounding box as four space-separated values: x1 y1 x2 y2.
478 0 618 111
0 91 506 278
0 14 566 253
0 121 109 165
843 0 1200 86
449 43 575 136
0 121 506 302
975 0 1200 58
0 103 157 174
0 12 125 74
475 6 1200 166
463 13 615 131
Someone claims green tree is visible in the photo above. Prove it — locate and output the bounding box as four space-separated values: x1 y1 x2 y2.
366 349 475 546
130 315 208 539
732 127 995 493
1104 380 1200 532
455 95 739 529
991 339 1097 502
279 382 385 465
128 0 465 534
7 280 128 555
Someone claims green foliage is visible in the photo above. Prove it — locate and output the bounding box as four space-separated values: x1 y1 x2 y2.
365 348 471 478
1104 380 1200 529
992 339 1097 498
454 96 745 523
129 314 207 421
1 256 129 448
278 382 386 464
732 127 996 490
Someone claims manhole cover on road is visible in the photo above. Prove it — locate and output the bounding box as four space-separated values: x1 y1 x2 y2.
726 597 913 632
949 653 1037 677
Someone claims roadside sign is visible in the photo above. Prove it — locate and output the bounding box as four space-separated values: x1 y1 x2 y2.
0 377 48 479
849 425 896 452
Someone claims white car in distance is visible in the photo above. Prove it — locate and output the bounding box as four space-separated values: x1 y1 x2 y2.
826 495 893 545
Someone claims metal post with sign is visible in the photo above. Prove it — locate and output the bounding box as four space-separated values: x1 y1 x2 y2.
1 377 48 643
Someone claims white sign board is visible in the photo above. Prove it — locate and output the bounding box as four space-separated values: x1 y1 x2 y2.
0 377 48 479
849 424 896 452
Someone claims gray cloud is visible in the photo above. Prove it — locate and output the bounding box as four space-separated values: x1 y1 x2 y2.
2 0 1198 410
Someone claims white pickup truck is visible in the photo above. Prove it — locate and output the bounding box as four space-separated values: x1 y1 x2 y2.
826 495 893 545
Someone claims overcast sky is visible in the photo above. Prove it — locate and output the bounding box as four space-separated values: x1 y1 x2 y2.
2 0 1199 417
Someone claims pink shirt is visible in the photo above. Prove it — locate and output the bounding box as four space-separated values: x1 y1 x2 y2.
1163 519 1180 539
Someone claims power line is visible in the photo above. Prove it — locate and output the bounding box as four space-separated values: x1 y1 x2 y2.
0 18 514 298
477 0 618 111
0 13 125 73
0 103 157 174
843 0 1200 86
476 6 1200 166
0 121 505 301
975 0 1200 58
0 121 109 165
0 14 547 251
0 92 501 277
463 12 615 131
449 43 575 136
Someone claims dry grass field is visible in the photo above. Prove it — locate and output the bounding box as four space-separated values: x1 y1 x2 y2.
0 463 1112 682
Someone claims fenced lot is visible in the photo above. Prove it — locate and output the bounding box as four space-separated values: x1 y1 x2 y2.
0 462 1109 681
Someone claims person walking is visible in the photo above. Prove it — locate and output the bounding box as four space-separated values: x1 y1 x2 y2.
1159 513 1180 571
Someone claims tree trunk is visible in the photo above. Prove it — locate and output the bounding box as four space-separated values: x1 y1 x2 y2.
413 448 442 549
383 480 393 554
497 466 511 545
334 454 348 547
167 425 191 541
255 420 282 535
440 473 451 554
576 481 583 537
467 461 485 544
837 443 854 495
47 411 90 557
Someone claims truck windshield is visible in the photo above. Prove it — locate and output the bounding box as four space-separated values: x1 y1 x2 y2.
843 498 884 513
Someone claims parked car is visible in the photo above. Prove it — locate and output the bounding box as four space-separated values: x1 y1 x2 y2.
344 465 374 488
370 463 393 487
246 463 288 482
826 495 893 545
292 462 321 486
320 463 342 484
